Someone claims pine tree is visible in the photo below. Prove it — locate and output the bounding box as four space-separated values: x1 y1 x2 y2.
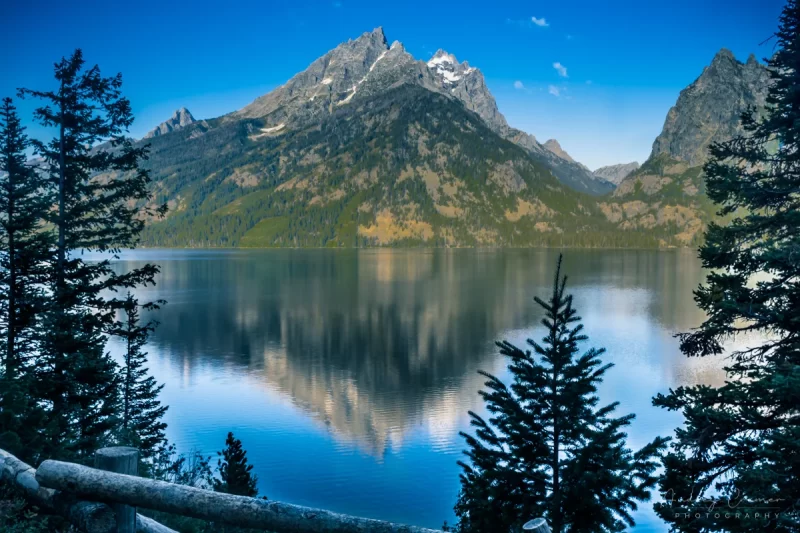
456 256 668 533
19 49 165 461
0 98 53 463
653 3 800 531
109 293 168 465
213 432 258 497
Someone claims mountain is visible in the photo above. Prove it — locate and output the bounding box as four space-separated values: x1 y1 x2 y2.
144 107 197 139
543 139 575 162
133 35 767 249
593 162 640 185
222 28 611 196
141 83 646 248
650 49 770 166
601 49 770 245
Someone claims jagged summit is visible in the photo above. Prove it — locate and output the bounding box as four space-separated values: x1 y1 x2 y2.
650 47 770 166
543 139 575 162
428 49 456 65
144 107 196 139
426 49 476 85
227 27 610 194
712 47 736 63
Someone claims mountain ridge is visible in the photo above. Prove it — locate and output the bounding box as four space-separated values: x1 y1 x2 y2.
133 34 771 250
144 107 198 139
193 27 613 195
649 48 770 166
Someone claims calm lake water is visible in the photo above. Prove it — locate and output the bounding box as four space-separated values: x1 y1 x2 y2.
105 248 727 532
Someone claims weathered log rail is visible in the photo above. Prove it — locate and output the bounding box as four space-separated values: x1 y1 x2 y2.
0 448 165 533
1 446 447 533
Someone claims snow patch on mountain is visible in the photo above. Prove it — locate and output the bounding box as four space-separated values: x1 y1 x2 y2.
427 50 475 85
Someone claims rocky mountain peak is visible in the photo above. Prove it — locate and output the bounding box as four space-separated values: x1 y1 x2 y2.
543 139 575 162
427 49 475 86
593 162 640 186
144 107 196 139
227 27 609 194
650 48 770 166
711 47 736 64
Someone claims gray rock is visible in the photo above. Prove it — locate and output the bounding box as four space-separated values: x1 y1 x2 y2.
593 162 640 185
233 27 393 123
650 48 770 166
426 49 509 132
144 107 196 139
543 139 575 163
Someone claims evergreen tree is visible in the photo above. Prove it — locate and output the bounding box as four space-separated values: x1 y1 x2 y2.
109 293 168 465
213 432 258 497
653 3 800 531
0 98 53 462
19 49 165 461
456 256 668 533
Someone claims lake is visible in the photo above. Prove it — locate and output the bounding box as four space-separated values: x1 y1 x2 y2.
106 248 726 532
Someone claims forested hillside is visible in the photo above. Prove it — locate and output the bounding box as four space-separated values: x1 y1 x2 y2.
141 85 685 248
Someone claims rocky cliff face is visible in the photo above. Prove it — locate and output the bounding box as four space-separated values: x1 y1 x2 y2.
603 49 771 247
650 49 770 166
426 49 509 132
593 162 640 185
144 107 197 138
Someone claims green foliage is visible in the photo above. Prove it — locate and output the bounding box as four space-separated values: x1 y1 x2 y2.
109 293 168 469
0 98 52 464
213 432 259 497
456 256 668 533
0 486 60 533
18 49 166 461
653 3 800 531
239 216 291 247
151 443 213 488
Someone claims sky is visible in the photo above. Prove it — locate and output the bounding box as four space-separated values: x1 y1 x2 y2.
1 0 786 169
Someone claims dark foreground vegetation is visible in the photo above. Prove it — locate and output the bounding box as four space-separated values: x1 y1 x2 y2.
1 1 799 532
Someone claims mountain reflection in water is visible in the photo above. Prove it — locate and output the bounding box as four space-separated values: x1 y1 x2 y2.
106 249 727 531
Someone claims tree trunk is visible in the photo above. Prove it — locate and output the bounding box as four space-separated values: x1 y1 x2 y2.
6 170 15 378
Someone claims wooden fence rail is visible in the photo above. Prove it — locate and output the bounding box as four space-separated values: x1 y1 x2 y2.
1 446 447 533
0 448 168 533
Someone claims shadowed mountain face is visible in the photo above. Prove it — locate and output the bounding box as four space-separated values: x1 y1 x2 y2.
650 49 770 167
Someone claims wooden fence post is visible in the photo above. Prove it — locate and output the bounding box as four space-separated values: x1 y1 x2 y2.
95 447 139 533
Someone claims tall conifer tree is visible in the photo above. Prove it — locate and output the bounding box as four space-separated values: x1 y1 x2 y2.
456 256 668 533
109 293 167 464
654 3 800 531
19 50 164 460
0 98 53 462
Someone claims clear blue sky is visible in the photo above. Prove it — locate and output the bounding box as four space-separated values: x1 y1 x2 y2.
2 0 785 169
